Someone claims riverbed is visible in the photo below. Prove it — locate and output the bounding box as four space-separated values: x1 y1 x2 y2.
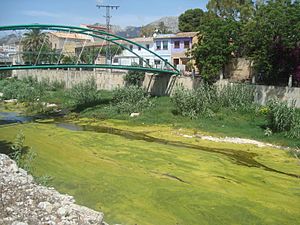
0 112 299 225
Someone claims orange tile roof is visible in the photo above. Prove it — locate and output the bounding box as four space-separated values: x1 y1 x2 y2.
49 32 91 40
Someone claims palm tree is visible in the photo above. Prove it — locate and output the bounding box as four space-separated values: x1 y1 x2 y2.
21 29 51 64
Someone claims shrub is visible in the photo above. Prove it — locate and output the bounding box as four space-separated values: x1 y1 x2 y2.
217 84 255 111
68 77 99 107
172 83 255 118
124 63 145 86
9 130 36 173
172 85 214 118
112 86 152 113
1 78 45 102
50 80 65 91
267 100 297 132
266 99 300 138
9 130 26 163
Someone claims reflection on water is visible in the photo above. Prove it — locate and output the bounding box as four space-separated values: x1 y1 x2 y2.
0 112 32 125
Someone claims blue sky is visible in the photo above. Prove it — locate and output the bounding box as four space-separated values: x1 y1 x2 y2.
0 0 208 27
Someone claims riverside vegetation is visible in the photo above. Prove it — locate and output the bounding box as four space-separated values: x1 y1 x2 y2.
0 77 300 225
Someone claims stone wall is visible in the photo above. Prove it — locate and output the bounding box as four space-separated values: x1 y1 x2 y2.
254 84 300 107
15 69 202 96
15 70 300 108
217 80 300 108
224 58 252 82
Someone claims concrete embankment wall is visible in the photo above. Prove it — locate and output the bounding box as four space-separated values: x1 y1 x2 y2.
15 70 300 108
15 69 201 96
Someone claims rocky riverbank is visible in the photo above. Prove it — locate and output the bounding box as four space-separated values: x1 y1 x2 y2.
0 154 107 225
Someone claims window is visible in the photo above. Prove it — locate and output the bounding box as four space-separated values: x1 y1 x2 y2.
138 46 142 51
163 41 168 50
146 44 150 49
156 41 161 50
113 58 119 63
129 45 133 51
173 58 180 65
154 60 161 65
174 41 180 49
146 59 150 64
184 41 190 49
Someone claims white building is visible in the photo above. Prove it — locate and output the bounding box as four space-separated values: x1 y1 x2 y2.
112 35 174 69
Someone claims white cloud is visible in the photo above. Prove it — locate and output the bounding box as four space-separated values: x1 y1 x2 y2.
22 10 62 18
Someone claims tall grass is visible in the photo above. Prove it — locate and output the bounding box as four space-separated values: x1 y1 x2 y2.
112 85 153 113
172 83 255 118
67 77 99 109
266 99 300 138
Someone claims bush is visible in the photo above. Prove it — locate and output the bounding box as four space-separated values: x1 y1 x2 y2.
266 99 300 138
172 85 214 118
68 77 99 107
9 130 36 173
50 80 65 91
172 83 255 118
1 79 44 102
112 86 152 113
217 84 255 111
124 63 145 86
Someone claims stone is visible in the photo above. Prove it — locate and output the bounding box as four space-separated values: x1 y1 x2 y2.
57 206 69 217
0 153 107 225
130 112 140 117
4 99 17 103
38 201 53 213
11 222 28 225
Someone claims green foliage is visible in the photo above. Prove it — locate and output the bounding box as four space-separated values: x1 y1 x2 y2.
1 78 45 102
21 29 53 64
157 22 170 34
266 99 300 138
207 0 254 21
217 84 255 111
80 46 123 64
9 130 36 173
68 77 99 108
140 25 156 37
243 0 300 85
172 83 255 118
124 63 145 86
9 130 26 162
289 148 300 159
179 8 206 32
61 55 77 64
192 17 242 83
112 86 152 113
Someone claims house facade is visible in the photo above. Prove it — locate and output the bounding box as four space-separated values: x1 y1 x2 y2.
170 32 198 72
112 37 156 67
72 31 199 72
48 32 93 54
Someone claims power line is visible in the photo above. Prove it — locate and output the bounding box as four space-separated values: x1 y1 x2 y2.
96 4 120 64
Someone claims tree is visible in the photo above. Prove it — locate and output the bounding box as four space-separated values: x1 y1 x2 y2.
207 0 255 21
179 8 206 32
124 63 145 86
243 0 300 85
157 22 170 34
21 29 51 64
79 46 123 64
191 17 242 83
140 25 156 37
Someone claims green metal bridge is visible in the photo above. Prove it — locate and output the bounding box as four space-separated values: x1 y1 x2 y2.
0 24 180 75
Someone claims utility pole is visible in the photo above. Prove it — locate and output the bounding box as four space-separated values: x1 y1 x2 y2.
96 4 120 64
